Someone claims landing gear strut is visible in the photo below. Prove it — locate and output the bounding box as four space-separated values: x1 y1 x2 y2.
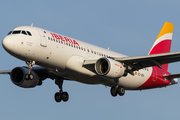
25 60 35 80
110 79 125 97
54 78 69 102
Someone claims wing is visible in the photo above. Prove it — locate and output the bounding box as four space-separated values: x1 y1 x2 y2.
0 70 11 74
83 51 180 72
114 51 180 71
0 66 53 80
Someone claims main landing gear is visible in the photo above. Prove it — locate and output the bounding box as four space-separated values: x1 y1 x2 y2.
110 85 125 97
54 78 69 102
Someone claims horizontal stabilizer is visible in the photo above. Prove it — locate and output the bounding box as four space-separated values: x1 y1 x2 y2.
164 73 180 79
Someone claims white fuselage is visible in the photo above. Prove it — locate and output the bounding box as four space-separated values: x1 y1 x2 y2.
2 26 160 90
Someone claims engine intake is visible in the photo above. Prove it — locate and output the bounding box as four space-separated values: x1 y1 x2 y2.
10 67 39 88
95 58 125 79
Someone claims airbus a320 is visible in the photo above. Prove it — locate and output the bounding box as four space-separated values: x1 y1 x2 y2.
1 22 180 103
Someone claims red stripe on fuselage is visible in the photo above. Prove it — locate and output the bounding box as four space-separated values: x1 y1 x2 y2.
136 66 171 90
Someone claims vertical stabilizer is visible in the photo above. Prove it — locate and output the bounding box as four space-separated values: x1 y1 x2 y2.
148 22 174 71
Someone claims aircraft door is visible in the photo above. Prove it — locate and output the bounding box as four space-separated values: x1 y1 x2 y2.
37 29 47 47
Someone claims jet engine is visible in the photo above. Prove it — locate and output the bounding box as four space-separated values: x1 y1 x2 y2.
10 67 39 88
95 58 125 79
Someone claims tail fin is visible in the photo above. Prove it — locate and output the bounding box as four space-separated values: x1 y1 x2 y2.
148 22 174 71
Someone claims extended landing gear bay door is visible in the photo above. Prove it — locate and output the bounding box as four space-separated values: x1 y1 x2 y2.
37 28 47 47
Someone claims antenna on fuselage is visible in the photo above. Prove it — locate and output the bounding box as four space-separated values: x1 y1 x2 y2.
31 23 33 27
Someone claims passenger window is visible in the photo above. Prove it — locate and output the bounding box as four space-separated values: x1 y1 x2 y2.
22 31 27 35
7 31 12 35
12 30 21 34
27 31 32 36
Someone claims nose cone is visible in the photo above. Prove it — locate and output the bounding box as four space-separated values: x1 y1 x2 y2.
2 36 11 51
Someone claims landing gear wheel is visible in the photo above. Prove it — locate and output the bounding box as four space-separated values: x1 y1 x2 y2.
61 92 69 102
117 86 125 96
54 92 61 102
25 74 29 80
110 87 117 97
29 74 33 80
25 74 33 80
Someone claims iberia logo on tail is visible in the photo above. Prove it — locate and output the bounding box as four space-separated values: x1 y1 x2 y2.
148 22 174 71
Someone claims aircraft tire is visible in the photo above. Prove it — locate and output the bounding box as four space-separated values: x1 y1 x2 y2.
117 86 125 96
54 92 61 102
29 74 33 80
61 92 69 102
25 74 29 80
110 87 117 97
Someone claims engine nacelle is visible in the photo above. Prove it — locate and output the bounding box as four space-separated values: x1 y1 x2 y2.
95 58 125 79
10 67 39 88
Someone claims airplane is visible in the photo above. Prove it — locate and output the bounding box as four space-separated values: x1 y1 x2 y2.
1 22 180 103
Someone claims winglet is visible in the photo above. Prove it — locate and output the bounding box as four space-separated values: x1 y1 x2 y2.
148 22 174 71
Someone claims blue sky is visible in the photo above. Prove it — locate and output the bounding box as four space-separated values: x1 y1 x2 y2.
0 0 180 120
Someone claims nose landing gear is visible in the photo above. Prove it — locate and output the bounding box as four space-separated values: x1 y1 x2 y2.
25 60 35 80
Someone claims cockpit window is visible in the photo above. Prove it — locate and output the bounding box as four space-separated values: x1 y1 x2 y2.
27 31 32 36
7 31 12 35
22 30 27 35
12 30 21 34
10 30 32 36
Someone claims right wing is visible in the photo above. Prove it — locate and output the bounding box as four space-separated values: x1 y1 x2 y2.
0 70 11 74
